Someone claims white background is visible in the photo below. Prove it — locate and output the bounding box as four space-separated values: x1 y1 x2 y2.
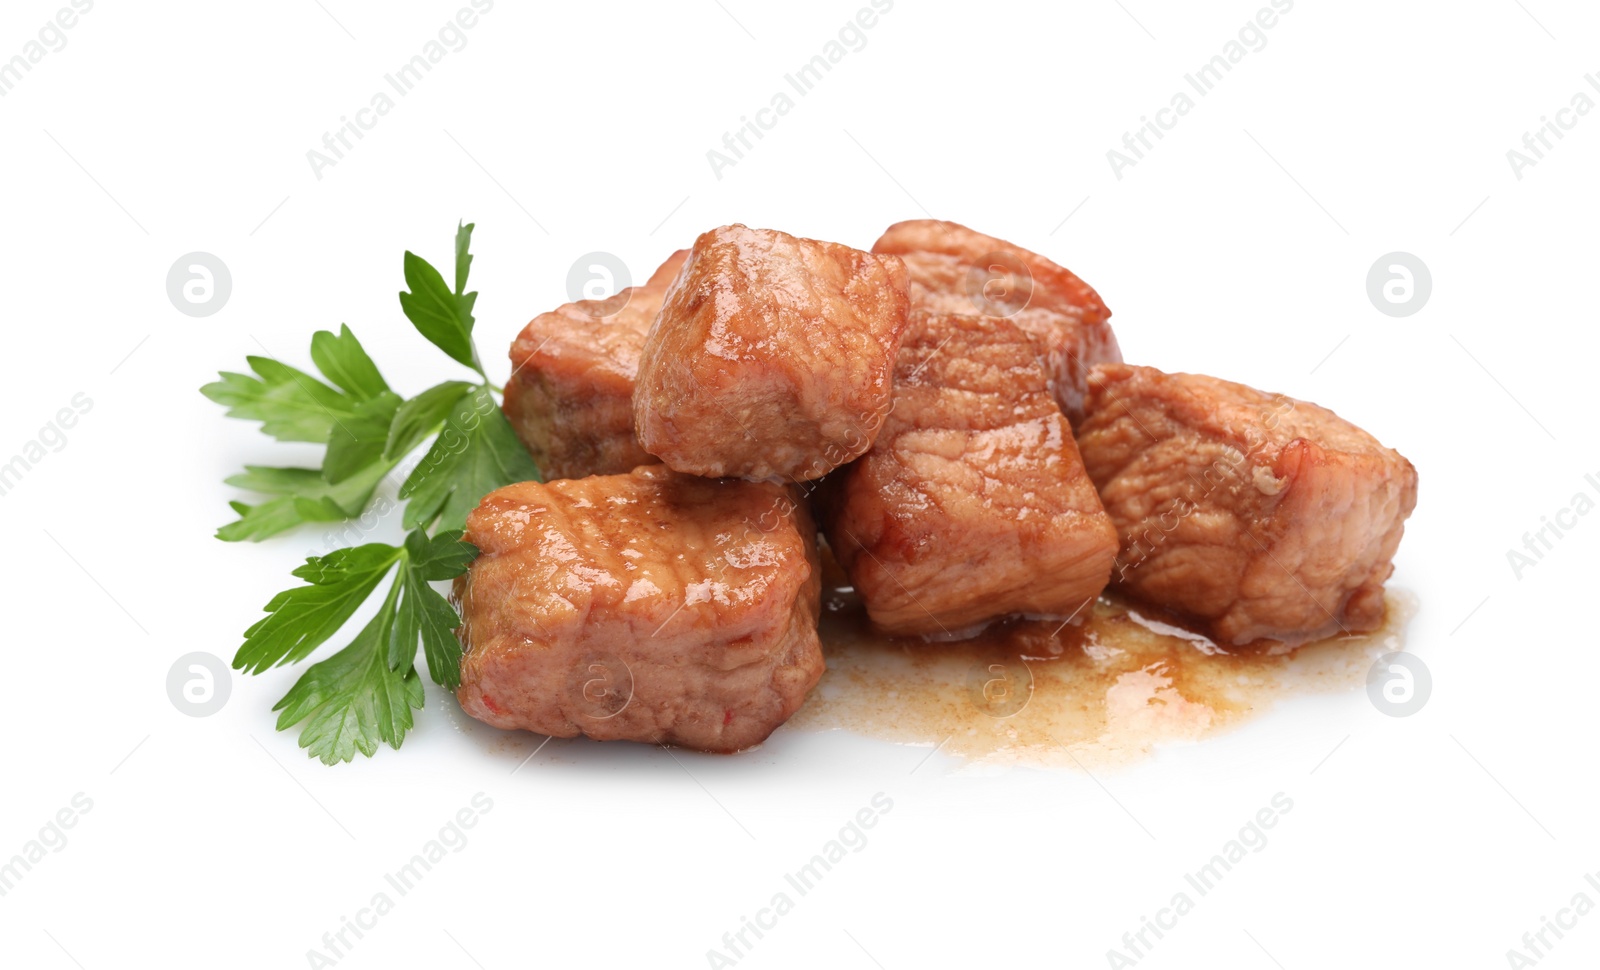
1 1 1596 967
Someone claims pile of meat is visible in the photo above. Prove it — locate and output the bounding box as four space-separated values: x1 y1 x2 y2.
457 221 1418 752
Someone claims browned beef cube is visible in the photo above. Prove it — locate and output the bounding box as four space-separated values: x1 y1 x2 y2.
818 312 1119 637
872 219 1121 424
1076 363 1419 646
501 251 685 480
455 465 823 752
633 225 912 482
646 248 689 287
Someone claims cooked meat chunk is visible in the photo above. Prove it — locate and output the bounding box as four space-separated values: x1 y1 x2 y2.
1076 363 1419 647
634 225 912 481
646 248 689 287
872 219 1121 424
501 251 687 479
817 312 1119 637
455 465 824 752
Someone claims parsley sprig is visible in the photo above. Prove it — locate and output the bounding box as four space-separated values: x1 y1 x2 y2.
204 222 541 763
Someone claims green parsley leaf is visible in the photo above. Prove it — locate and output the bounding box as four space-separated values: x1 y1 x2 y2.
234 543 404 673
217 498 318 544
272 578 424 765
210 324 406 532
201 356 359 443
214 219 544 764
454 220 475 295
219 497 342 543
323 391 403 484
257 527 476 762
399 384 541 532
399 224 481 375
225 465 333 494
384 380 475 461
406 527 479 579
388 529 476 688
309 324 390 401
217 461 395 542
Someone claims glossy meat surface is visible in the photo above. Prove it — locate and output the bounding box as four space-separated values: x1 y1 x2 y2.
872 219 1121 424
818 313 1119 636
1076 363 1418 646
455 465 823 752
502 251 686 480
634 224 912 481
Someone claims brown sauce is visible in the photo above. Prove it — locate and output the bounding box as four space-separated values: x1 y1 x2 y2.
789 583 1417 770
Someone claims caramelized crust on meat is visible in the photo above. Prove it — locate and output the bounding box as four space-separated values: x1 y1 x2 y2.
455 465 823 752
634 224 913 481
818 313 1119 637
502 250 687 480
872 219 1120 424
1076 363 1419 647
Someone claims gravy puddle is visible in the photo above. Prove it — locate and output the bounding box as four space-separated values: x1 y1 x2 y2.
790 584 1417 770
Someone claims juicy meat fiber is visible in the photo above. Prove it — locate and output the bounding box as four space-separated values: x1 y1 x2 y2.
1076 363 1419 647
818 312 1119 637
455 465 824 752
502 250 686 480
634 224 913 481
872 219 1121 424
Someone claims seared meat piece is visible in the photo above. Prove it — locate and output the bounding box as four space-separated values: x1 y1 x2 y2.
646 248 689 287
872 219 1121 424
634 225 912 481
455 465 823 752
501 251 687 480
817 312 1119 637
1076 363 1419 647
